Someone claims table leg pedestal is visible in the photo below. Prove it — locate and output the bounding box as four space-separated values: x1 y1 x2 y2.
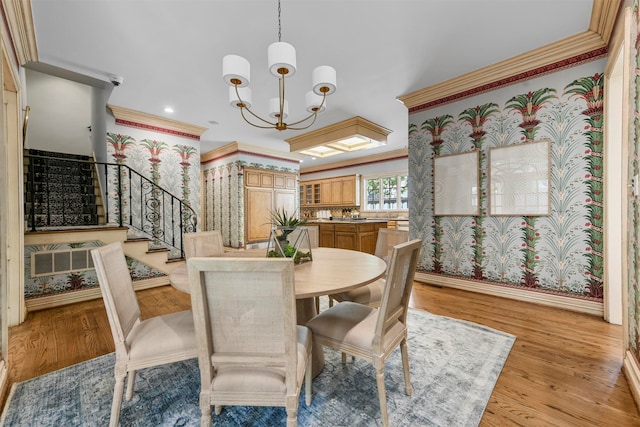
296 298 324 378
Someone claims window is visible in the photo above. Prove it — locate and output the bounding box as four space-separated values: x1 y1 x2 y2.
363 173 408 211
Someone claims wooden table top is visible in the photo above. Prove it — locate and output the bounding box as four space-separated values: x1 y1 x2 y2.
169 247 387 299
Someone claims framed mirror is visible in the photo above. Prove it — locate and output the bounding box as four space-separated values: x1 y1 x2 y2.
489 139 550 216
433 151 479 216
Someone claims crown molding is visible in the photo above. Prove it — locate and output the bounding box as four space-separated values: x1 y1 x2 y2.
398 0 622 111
300 147 408 175
1 0 38 65
108 104 208 139
285 116 392 152
200 141 302 165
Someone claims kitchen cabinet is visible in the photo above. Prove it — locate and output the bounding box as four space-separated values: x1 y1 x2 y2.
340 175 357 205
245 168 297 243
300 181 321 206
301 174 359 207
319 223 335 247
315 220 387 254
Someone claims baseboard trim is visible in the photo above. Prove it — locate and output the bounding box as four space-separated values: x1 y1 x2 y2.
414 272 603 317
623 351 640 411
25 276 170 311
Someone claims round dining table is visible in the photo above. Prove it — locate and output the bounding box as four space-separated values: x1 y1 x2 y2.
168 247 387 376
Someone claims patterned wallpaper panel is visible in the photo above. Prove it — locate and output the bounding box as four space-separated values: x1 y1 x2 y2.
23 241 165 299
408 60 605 301
201 151 300 248
628 1 640 367
105 130 200 256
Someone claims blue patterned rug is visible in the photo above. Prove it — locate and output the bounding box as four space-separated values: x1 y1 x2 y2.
1 308 515 427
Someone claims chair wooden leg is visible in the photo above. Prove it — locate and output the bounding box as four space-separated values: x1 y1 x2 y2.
286 412 298 427
109 374 125 427
375 367 389 427
400 339 412 395
315 297 320 313
305 350 312 406
200 397 212 427
125 370 136 400
286 396 299 427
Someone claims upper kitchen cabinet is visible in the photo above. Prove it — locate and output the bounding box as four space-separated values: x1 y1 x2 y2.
302 174 359 207
300 181 321 206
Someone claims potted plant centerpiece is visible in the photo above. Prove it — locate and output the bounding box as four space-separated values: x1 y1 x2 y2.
266 208 313 264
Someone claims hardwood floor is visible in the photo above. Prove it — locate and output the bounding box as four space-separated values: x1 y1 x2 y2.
4 282 640 426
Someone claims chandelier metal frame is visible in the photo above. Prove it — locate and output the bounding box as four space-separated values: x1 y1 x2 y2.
222 0 336 131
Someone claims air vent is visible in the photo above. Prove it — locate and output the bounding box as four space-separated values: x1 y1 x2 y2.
31 248 95 277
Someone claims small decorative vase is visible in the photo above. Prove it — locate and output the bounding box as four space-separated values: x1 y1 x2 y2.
266 226 313 264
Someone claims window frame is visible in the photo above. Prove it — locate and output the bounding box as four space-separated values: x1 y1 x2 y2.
361 171 409 213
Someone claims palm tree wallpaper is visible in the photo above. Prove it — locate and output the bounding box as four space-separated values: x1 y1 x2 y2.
201 154 300 249
628 0 640 367
408 61 605 302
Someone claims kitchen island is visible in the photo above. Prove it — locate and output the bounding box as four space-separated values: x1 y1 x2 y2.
307 219 388 254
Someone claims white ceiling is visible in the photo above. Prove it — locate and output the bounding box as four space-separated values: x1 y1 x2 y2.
29 0 594 166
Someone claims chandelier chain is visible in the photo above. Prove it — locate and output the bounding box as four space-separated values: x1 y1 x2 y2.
277 0 281 42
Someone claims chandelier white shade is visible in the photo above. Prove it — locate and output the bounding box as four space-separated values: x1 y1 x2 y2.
268 42 296 77
312 66 336 95
222 0 336 131
305 91 325 113
222 55 250 87
228 86 252 109
269 97 288 119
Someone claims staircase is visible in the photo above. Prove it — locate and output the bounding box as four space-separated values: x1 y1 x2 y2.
24 149 105 229
23 149 197 259
22 149 197 311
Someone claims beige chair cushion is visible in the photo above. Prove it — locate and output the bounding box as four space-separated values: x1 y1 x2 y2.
306 301 404 352
212 326 311 393
126 310 197 362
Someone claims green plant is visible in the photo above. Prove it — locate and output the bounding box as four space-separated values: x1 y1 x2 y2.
267 242 312 264
269 208 307 227
268 208 307 241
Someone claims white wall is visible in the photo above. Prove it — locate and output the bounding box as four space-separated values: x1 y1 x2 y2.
24 69 92 155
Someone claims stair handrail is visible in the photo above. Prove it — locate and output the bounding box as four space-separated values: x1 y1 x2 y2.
24 153 197 258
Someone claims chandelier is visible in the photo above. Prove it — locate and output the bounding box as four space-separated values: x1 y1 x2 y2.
222 0 337 131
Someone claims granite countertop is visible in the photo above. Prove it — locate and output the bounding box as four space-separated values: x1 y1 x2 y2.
306 218 390 224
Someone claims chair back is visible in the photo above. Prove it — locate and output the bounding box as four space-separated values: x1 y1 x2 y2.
91 242 141 349
287 225 319 249
187 257 299 391
375 239 422 349
374 228 409 263
295 225 319 248
183 230 224 259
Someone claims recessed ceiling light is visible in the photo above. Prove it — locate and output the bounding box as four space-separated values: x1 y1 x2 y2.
208 120 219 125
164 107 174 113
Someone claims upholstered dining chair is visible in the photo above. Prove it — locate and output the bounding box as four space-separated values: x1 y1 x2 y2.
330 228 409 307
187 257 313 427
183 230 224 258
91 242 198 427
306 239 422 427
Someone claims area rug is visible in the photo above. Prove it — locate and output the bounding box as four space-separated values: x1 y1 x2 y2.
1 308 515 427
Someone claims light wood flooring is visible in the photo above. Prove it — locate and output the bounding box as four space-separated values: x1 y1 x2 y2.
4 282 640 426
